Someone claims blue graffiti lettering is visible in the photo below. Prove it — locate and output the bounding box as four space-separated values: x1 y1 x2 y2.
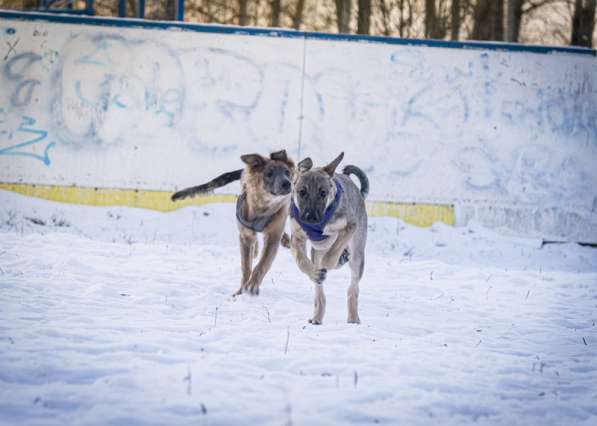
0 116 55 165
10 79 41 107
4 52 41 80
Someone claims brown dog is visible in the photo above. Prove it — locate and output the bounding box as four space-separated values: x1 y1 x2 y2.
171 150 295 296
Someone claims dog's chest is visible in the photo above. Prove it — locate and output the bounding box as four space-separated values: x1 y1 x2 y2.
310 233 338 251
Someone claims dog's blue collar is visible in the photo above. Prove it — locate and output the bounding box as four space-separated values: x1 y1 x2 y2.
290 179 343 242
236 192 275 233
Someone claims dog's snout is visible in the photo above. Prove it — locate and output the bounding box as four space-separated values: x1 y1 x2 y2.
303 210 320 224
281 180 291 191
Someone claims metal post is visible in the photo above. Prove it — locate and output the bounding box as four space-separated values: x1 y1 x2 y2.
137 0 145 19
84 0 93 15
118 0 126 17
175 0 185 21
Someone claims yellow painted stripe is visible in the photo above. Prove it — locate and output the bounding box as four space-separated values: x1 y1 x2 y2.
0 183 454 226
0 182 236 212
366 201 454 227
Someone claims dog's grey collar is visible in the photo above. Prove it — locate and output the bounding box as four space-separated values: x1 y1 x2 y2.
236 192 275 233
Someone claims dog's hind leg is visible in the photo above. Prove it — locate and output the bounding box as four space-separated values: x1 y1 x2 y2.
253 239 259 258
244 227 283 295
243 209 288 295
234 229 256 296
347 243 364 324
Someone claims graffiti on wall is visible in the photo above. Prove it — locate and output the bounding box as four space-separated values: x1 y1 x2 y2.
1 38 55 165
0 21 596 214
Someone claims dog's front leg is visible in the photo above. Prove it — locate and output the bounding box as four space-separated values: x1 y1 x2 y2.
234 228 256 296
290 233 327 284
320 222 357 270
309 284 326 325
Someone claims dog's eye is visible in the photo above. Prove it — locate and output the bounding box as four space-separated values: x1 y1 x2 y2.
266 172 273 178
319 190 327 198
284 170 289 177
299 189 307 198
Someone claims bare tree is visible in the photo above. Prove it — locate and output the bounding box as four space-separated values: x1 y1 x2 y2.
451 0 461 40
22 0 39 9
376 0 414 37
270 0 281 27
358 0 372 34
400 0 416 38
472 0 505 40
377 0 392 35
335 0 353 33
495 0 505 40
239 0 248 25
507 0 523 41
165 0 176 19
505 0 559 43
292 0 306 29
571 0 596 46
425 0 449 39
425 0 438 37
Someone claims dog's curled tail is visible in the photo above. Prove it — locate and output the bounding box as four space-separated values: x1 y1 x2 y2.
171 169 243 202
343 165 369 199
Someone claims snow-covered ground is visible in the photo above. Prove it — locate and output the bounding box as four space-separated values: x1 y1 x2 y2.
1 190 596 426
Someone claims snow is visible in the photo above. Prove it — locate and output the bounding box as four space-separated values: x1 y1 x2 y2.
1 190 596 425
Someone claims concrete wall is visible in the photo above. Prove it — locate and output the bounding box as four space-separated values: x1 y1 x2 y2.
1 11 596 242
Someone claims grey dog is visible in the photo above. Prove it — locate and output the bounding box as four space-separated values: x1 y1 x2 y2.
289 152 369 325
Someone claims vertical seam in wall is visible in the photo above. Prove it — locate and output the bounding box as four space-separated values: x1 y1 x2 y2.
297 34 307 160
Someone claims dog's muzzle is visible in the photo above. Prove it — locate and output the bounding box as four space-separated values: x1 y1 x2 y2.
273 178 291 196
301 210 321 224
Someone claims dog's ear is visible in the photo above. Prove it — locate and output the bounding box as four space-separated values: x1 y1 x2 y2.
241 154 266 169
297 157 313 173
270 150 288 162
322 152 344 177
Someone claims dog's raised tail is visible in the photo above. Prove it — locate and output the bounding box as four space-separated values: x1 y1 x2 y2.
343 165 369 199
171 169 243 202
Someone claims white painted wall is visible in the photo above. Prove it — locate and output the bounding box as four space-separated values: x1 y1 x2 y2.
1 14 596 242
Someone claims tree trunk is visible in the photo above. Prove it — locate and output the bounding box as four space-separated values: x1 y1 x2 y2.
425 0 437 38
494 0 505 41
292 0 305 29
506 0 523 42
571 0 597 47
399 0 406 37
271 0 281 27
472 0 505 41
165 0 176 20
378 0 392 36
426 0 447 39
22 0 39 10
335 0 352 33
239 0 248 26
451 0 460 40
357 0 371 34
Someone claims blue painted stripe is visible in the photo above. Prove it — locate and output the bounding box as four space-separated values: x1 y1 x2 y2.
0 9 595 56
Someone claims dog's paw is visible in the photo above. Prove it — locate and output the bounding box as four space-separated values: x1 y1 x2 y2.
347 315 361 324
309 268 327 284
280 233 291 249
242 279 261 296
338 249 350 267
308 318 322 325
